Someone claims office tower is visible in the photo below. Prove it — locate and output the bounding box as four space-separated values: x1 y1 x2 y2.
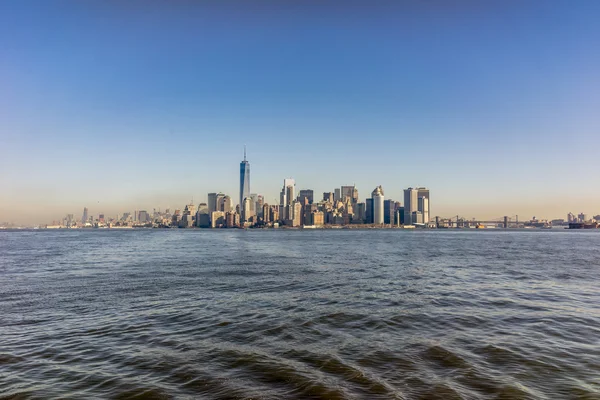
220 196 232 213
298 189 314 204
366 198 373 224
341 186 358 203
210 211 226 228
372 186 384 224
256 195 264 217
404 188 419 225
418 196 429 223
292 201 302 227
334 188 341 202
196 203 210 228
567 212 575 223
323 192 334 203
239 147 250 209
384 199 395 224
249 193 259 216
262 203 271 223
81 207 88 224
183 202 196 216
354 202 366 223
242 197 252 223
280 178 295 220
225 212 235 228
311 211 324 226
208 193 218 213
417 187 430 222
215 193 225 211
412 211 424 224
137 211 147 223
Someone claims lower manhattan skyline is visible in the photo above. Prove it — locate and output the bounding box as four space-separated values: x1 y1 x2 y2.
1 2 599 224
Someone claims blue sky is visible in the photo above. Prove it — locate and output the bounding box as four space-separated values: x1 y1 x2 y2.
1 1 599 224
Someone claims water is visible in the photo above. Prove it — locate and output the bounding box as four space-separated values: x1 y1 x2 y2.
1 229 599 399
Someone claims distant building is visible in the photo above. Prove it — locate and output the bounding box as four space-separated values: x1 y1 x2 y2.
262 203 271 223
384 199 395 224
280 178 295 220
81 207 88 224
418 196 429 223
240 147 250 209
323 192 334 203
208 193 218 213
211 211 226 228
242 197 252 224
411 211 424 224
365 198 373 224
341 185 358 204
404 188 419 225
355 202 366 223
372 186 384 224
298 189 314 204
137 211 148 223
334 188 341 202
220 195 232 213
311 211 324 226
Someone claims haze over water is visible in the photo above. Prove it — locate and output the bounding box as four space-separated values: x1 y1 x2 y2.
1 229 599 399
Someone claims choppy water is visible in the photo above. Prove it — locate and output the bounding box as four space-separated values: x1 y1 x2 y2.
1 229 599 399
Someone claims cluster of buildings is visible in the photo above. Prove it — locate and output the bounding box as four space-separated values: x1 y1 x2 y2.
36 149 599 230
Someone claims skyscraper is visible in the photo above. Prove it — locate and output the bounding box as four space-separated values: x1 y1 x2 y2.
208 193 218 213
280 178 295 220
239 147 250 209
372 186 384 225
81 207 88 223
404 188 419 225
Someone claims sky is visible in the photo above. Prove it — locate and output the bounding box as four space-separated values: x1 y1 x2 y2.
1 1 599 224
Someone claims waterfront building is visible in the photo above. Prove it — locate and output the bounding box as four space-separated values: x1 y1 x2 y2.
411 211 424 225
417 187 430 222
256 195 264 217
384 199 395 224
225 212 235 228
365 198 373 224
311 211 324 226
404 188 419 225
210 211 226 228
418 196 429 223
262 203 271 223
323 192 334 203
354 202 366 223
567 212 575 223
372 186 384 225
239 147 250 209
334 188 341 202
81 207 88 224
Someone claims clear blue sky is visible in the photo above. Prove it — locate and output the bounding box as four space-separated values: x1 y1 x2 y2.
1 1 599 224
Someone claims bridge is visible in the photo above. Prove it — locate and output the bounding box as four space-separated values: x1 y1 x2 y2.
435 215 520 229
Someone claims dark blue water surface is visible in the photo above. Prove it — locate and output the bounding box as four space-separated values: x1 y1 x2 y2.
1 229 599 399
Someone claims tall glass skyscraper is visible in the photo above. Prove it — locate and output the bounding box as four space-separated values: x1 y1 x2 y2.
239 147 250 208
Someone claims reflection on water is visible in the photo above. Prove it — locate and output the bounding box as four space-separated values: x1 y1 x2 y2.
1 229 599 399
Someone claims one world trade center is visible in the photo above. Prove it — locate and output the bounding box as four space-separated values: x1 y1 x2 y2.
239 146 250 208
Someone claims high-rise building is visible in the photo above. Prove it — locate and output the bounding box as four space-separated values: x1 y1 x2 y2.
417 188 430 222
404 188 419 225
372 186 384 224
242 197 252 224
334 188 341 202
418 196 429 224
239 147 250 209
262 203 271 223
256 195 264 217
215 193 225 212
81 207 88 224
341 186 358 203
323 192 334 203
298 189 314 204
208 193 218 213
137 211 148 223
354 202 366 223
366 198 373 224
280 178 295 220
219 195 232 213
384 199 395 224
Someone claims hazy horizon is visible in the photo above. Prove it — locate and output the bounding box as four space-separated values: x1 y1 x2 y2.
1 1 599 225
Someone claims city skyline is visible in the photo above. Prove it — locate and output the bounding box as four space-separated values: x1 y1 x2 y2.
2 2 600 224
